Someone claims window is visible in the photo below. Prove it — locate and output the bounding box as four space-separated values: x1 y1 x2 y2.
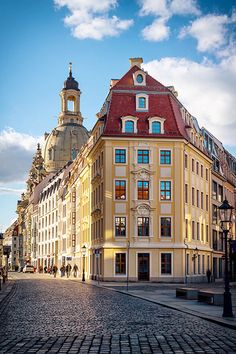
115 149 126 163
201 192 204 209
201 165 203 178
213 230 217 250
138 217 149 236
212 204 217 224
192 159 195 172
218 185 223 203
138 150 149 164
212 181 217 200
185 219 188 239
206 168 208 181
161 253 172 274
115 180 126 200
186 254 190 275
206 225 209 243
160 150 171 164
197 190 199 207
197 222 200 240
202 255 205 274
206 195 209 211
192 221 195 240
115 217 126 237
138 97 146 109
138 181 149 200
136 74 143 83
198 255 201 274
115 253 126 275
160 181 171 200
161 217 171 237
185 154 188 168
136 93 148 111
196 162 199 175
201 223 204 241
125 121 134 133
192 187 195 205
185 184 188 203
152 121 161 134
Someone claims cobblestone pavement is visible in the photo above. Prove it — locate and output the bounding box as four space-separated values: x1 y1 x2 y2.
0 275 236 353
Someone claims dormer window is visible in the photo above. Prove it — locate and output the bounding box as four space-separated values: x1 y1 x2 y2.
152 121 161 133
136 74 143 83
136 93 148 111
121 116 138 133
133 70 146 86
148 117 165 134
125 121 134 133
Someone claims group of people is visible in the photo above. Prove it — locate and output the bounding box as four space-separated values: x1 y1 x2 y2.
41 263 79 278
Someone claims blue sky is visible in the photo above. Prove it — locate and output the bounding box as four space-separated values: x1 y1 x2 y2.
0 0 235 231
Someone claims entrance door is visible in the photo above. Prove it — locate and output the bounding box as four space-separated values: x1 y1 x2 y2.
138 253 150 281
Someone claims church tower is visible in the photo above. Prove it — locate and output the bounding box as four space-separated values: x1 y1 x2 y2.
43 64 89 173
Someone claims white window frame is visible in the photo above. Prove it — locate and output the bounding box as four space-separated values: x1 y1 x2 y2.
159 148 172 166
121 116 138 134
159 179 172 202
113 147 128 165
114 251 127 277
160 252 173 276
133 70 146 86
114 215 128 238
136 93 149 111
113 178 128 202
148 117 165 134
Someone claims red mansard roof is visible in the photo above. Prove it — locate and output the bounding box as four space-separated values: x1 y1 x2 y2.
102 64 189 140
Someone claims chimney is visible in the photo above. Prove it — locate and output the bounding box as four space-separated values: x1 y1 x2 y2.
129 57 143 68
110 79 119 89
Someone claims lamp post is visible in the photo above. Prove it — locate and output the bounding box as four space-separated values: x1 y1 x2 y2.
81 245 86 282
219 199 234 318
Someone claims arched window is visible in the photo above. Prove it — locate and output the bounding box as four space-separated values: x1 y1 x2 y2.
71 148 77 160
138 97 146 109
152 121 161 134
125 121 134 133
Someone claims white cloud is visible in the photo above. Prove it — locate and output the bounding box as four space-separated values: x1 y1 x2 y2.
179 13 236 55
54 0 133 40
139 0 169 17
139 0 200 41
0 128 43 183
143 56 236 147
170 0 200 16
0 186 25 195
141 17 170 41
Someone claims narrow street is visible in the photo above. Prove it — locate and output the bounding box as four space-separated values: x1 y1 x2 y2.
0 274 236 353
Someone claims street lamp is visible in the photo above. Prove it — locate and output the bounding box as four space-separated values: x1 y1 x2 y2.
219 199 234 318
81 245 86 282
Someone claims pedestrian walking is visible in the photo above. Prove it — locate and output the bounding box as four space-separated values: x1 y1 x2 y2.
44 266 47 273
66 263 72 278
206 269 211 283
73 264 78 278
60 265 65 277
52 265 58 278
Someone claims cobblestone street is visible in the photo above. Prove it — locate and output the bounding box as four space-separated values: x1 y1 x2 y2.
0 274 236 353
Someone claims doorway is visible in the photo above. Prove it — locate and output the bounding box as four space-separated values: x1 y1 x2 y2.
138 253 150 281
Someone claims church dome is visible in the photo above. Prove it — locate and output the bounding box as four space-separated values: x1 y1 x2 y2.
63 62 79 91
42 64 89 174
43 123 89 173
